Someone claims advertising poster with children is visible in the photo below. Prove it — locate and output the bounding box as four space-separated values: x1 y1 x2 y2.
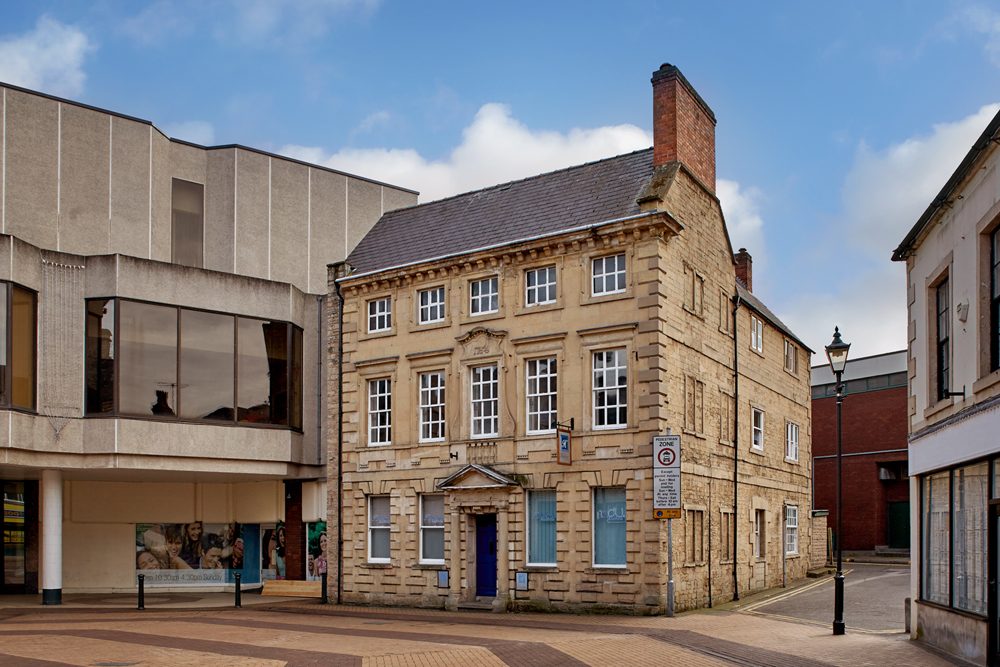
135 522 246 585
306 521 328 581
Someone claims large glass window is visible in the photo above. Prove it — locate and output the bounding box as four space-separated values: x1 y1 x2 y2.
86 298 301 428
527 490 557 565
420 495 445 564
953 463 988 614
368 496 391 563
171 179 204 269
922 471 950 606
526 357 557 434
8 285 35 410
593 487 626 567
180 310 234 421
592 349 627 429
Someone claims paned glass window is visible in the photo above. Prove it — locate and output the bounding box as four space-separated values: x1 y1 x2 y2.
527 490 557 565
470 277 499 315
368 297 392 333
471 364 499 437
591 253 626 296
418 287 446 324
785 505 799 555
953 463 988 614
751 316 764 353
368 378 392 445
784 340 797 373
786 422 799 461
592 349 627 429
419 371 446 442
368 496 391 563
922 471 950 605
526 357 557 434
420 495 445 563
936 279 950 401
593 487 627 567
525 266 557 306
752 408 765 450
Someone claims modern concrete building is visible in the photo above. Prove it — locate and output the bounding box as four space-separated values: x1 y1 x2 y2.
892 107 1000 664
811 350 908 552
326 65 822 613
0 82 416 601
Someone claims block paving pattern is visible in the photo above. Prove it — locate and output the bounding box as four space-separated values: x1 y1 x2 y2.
0 603 956 667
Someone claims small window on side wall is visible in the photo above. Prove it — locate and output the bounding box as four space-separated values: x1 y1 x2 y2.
171 179 204 269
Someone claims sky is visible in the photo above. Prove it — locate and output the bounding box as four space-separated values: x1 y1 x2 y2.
1 1 999 362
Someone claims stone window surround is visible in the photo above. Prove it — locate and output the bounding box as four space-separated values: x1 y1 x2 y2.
353 356 398 449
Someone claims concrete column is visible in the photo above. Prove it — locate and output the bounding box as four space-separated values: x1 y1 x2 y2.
496 508 509 611
41 469 62 605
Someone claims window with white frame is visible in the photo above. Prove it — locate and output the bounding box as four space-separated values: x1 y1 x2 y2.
593 487 627 567
753 508 766 559
367 378 392 445
525 265 557 306
471 364 499 437
418 371 445 442
785 422 799 462
751 408 764 450
419 494 445 564
527 490 557 565
785 505 799 555
783 339 797 373
591 253 626 296
367 297 392 333
470 276 499 315
750 315 763 353
418 287 446 325
526 357 557 434
368 495 391 563
593 348 627 429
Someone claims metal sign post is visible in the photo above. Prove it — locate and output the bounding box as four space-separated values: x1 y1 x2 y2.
653 434 681 617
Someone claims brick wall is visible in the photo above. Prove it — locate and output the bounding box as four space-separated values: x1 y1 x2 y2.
652 65 716 191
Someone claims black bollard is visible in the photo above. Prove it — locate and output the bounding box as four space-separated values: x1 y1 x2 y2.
234 572 241 608
321 571 328 604
137 574 145 610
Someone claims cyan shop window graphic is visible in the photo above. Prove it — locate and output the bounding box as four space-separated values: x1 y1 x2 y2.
595 505 626 522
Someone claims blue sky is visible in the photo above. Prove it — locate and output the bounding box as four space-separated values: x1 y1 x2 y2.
2 1 999 359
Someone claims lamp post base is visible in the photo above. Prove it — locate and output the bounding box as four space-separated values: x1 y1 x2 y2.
833 620 845 635
833 572 845 635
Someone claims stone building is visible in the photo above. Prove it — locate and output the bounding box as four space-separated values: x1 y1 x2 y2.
811 350 908 552
0 82 415 599
327 64 819 613
892 106 1000 665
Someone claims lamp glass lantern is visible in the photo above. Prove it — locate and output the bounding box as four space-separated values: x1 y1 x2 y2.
825 327 851 375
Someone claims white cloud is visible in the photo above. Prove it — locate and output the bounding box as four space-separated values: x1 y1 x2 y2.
281 102 652 202
162 120 216 146
959 5 1000 67
353 110 392 135
224 0 381 42
842 103 1000 258
119 1 191 46
0 16 92 97
717 179 767 279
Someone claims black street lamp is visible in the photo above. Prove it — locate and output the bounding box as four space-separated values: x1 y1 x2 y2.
825 326 851 636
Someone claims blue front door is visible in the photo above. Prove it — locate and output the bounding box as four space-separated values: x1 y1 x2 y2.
475 514 497 597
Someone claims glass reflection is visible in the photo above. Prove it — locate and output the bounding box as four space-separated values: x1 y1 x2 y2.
119 301 177 416
86 299 115 415
10 287 34 410
180 310 234 421
237 318 288 426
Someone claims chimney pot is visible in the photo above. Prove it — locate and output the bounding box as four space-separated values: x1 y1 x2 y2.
651 64 717 191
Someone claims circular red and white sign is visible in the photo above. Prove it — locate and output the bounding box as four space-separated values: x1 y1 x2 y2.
657 446 676 467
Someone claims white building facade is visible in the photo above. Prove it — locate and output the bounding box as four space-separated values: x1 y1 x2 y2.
893 109 1000 666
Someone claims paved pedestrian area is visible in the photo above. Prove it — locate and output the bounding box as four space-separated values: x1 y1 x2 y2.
0 601 958 667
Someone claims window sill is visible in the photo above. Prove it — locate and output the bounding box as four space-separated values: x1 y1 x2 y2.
587 566 628 574
581 291 632 307
916 598 988 621
362 562 393 569
750 347 764 358
412 563 446 570
923 396 955 420
973 368 1000 395
681 428 706 440
516 303 563 317
411 320 451 333
682 305 705 320
749 446 765 456
523 565 559 573
784 553 800 559
682 561 707 568
359 329 396 343
784 457 800 465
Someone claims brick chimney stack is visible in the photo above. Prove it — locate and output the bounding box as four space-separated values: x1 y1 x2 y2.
651 64 717 192
734 248 752 291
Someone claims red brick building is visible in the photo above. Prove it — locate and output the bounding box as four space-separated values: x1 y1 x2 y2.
811 350 909 551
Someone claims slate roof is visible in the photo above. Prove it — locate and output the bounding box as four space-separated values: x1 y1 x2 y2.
345 148 655 276
737 281 814 354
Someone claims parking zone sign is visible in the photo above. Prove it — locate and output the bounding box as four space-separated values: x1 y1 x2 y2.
652 435 681 519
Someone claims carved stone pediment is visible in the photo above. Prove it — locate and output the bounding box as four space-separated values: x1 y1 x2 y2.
436 464 519 490
456 327 507 359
